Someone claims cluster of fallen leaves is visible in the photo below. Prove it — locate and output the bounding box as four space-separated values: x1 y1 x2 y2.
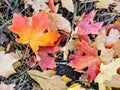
0 0 120 90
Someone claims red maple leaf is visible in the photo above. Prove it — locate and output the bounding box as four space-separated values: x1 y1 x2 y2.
37 40 60 70
76 11 103 43
70 41 101 82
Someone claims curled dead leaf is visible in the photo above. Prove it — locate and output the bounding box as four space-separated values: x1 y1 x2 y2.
0 51 19 78
49 13 71 33
61 0 74 13
27 70 67 90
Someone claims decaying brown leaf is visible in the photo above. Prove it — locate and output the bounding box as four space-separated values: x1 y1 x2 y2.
0 51 20 77
27 70 67 90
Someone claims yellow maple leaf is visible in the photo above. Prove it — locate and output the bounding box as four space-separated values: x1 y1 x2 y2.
9 11 60 52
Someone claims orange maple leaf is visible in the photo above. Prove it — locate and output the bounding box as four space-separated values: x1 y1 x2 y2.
9 11 60 52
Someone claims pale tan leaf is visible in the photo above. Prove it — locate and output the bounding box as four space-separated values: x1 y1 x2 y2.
94 35 115 64
0 51 19 77
49 13 71 33
100 28 120 46
113 40 120 58
100 48 115 64
114 3 120 13
95 58 120 90
0 82 15 90
104 75 120 88
61 0 74 12
113 0 120 13
106 29 120 45
28 70 67 90
96 0 114 9
94 35 105 50
24 0 50 13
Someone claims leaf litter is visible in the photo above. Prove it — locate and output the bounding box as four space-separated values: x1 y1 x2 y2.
0 0 120 90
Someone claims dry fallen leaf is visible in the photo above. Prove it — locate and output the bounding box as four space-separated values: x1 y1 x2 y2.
104 75 120 88
61 0 74 12
113 40 120 58
100 28 120 48
113 0 120 13
96 0 114 9
114 3 120 13
49 13 71 33
95 58 120 90
106 29 120 45
100 48 115 64
0 51 19 77
24 0 50 13
0 82 15 90
27 70 67 90
94 35 115 64
94 35 105 50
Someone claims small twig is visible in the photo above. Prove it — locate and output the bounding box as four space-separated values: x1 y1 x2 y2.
4 0 13 10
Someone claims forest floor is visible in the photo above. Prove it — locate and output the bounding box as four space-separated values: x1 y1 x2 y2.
0 0 120 90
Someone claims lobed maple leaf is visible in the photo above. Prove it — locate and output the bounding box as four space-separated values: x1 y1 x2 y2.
38 43 60 70
70 41 101 82
76 11 103 43
9 11 60 52
77 27 90 43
